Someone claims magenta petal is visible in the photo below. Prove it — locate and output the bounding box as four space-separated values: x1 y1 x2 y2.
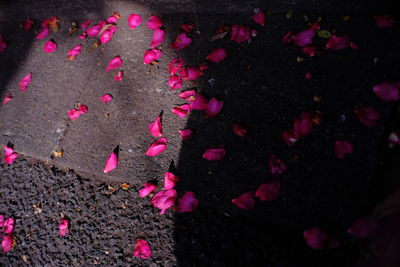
24 18 34 31
133 239 152 259
168 58 185 75
143 48 162 64
232 191 255 210
36 27 50 40
268 155 287 175
99 29 114 44
179 89 196 101
172 104 190 118
68 109 81 120
207 48 228 63
168 75 183 90
1 235 13 253
86 24 102 36
204 97 223 118
100 94 113 104
375 14 395 28
230 24 251 43
255 181 281 201
104 151 118 173
302 46 317 57
43 40 57 53
128 14 142 29
291 29 315 46
179 128 194 139
303 228 328 250
282 31 292 43
0 215 4 227
150 28 165 48
19 73 32 91
114 70 124 82
151 189 177 214
181 67 203 81
232 123 248 137
106 56 122 72
335 140 354 159
164 172 180 190
170 33 192 50
293 117 313 137
149 115 163 137
59 219 69 236
189 93 208 110
347 217 379 239
2 94 13 105
202 148 225 161
139 182 157 198
147 15 162 29
174 192 199 213
67 44 82 60
282 130 299 146
253 10 266 26
2 217 14 234
373 82 400 101
146 138 167 156
355 107 381 127
81 19 92 29
326 34 350 51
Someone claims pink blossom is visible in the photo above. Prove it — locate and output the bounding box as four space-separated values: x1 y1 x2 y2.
207 48 227 63
4 146 18 165
168 58 185 75
180 23 194 33
43 40 57 53
36 27 50 40
106 12 120 24
170 33 192 50
81 19 92 29
146 138 167 156
106 56 122 72
147 15 162 29
24 18 34 31
1 235 13 253
168 75 183 90
373 82 400 101
151 189 177 214
67 44 82 60
204 98 223 118
150 28 165 48
139 182 157 198
335 140 354 159
2 94 12 105
189 93 208 110
268 155 287 175
232 191 255 210
291 29 315 46
180 67 203 81
255 181 281 201
100 94 113 104
172 104 190 118
230 24 251 43
128 14 142 29
86 24 102 36
202 148 225 161
302 46 317 57
355 107 381 127
133 239 152 259
178 89 196 101
232 123 248 137
174 192 199 212
347 217 379 239
59 219 69 236
375 14 395 28
252 10 266 26
179 129 194 139
164 172 180 190
326 34 350 51
0 34 7 52
19 73 32 91
104 150 118 173
149 115 163 137
2 217 14 234
143 48 162 64
114 70 124 82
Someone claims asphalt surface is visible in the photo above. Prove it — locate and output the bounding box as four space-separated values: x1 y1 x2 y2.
1 0 400 266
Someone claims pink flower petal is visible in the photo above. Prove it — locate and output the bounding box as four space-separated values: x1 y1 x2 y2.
268 155 287 175
230 24 251 43
232 123 248 137
303 228 329 250
179 128 194 139
253 10 266 26
149 115 163 137
291 29 315 46
168 58 185 75
24 18 34 31
0 215 4 227
139 182 157 198
19 73 32 91
151 189 177 214
373 82 400 101
146 138 167 157
204 97 223 118
178 89 196 101
4 145 18 165
104 150 118 173
347 217 379 239
0 34 7 52
232 191 255 210
133 239 152 259
355 107 381 127
181 67 203 81
79 105 88 114
174 192 199 213
86 24 102 36
180 23 194 33
150 28 165 48
164 172 180 190
202 147 225 161
1 235 13 253
147 15 162 29
375 14 395 28
293 115 314 137
255 181 281 201
302 46 317 57
59 219 69 236
143 48 162 64
168 75 183 90
114 70 124 82
282 130 299 146
189 93 208 110
106 56 122 72
170 33 192 50
2 217 14 234
305 72 312 80
43 39 57 53
282 31 292 43
67 44 82 60
99 29 115 44
36 27 50 40
326 34 350 51
68 109 81 120
100 94 113 104
2 94 12 105
81 19 92 29
207 48 228 63
335 140 354 159
172 104 190 118
128 14 142 29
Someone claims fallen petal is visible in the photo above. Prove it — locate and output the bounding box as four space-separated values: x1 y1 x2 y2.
0 34 7 52
282 31 292 43
170 33 192 50
303 228 328 250
180 23 194 33
207 48 228 63
164 172 180 190
181 67 203 81
255 181 281 201
189 93 208 110
104 150 118 173
305 72 312 80
178 89 196 100
232 123 248 137
335 140 354 159
230 24 251 43
232 191 255 210
204 97 223 118
139 182 157 198
2 94 12 105
151 189 177 214
203 147 225 161
43 39 57 53
347 217 379 239
172 104 190 118
146 138 167 156
174 192 199 212
268 155 287 175
149 115 163 137
150 28 165 48
282 130 299 146
179 128 194 139
106 12 120 24
355 107 381 127
99 29 115 44
86 24 102 36
302 46 317 57
326 34 350 51
1 235 13 253
373 82 400 101
147 15 162 29
2 217 14 234
128 14 142 29
293 116 314 137
68 109 81 120
114 70 124 82
375 14 395 28
143 48 162 64
291 29 315 46
19 73 32 91
133 239 152 259
36 27 50 40
100 94 113 104
67 44 82 60
59 219 69 236
106 56 122 72
24 18 34 31
253 10 266 26
81 19 92 29
168 58 185 75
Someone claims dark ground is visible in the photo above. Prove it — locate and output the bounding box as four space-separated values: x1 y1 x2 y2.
1 0 400 266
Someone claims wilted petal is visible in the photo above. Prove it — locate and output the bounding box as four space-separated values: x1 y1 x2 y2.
207 48 228 63
175 192 199 212
253 10 266 26
149 115 163 137
104 150 118 173
355 107 381 127
230 24 251 43
178 89 196 101
1 235 13 253
100 94 113 104
268 155 287 175
128 14 142 29
256 181 281 201
143 48 162 64
172 104 190 118
179 128 194 139
180 23 194 33
302 46 317 57
147 15 162 29
189 93 208 110
335 140 354 159
106 56 122 72
19 73 32 91
170 33 192 50
202 147 225 161
139 182 157 198
347 217 379 239
81 19 92 29
68 109 81 120
150 28 165 48
146 138 167 156
114 70 124 82
43 39 57 53
375 14 395 28
232 191 255 210
232 123 248 137
204 97 223 118
291 29 315 46
133 239 152 259
24 18 34 31
2 94 12 105
2 217 14 234
151 189 177 214
59 219 69 236
164 172 180 190
36 27 50 40
67 44 82 60
373 82 400 101
86 24 102 36
168 58 185 75
326 34 350 51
